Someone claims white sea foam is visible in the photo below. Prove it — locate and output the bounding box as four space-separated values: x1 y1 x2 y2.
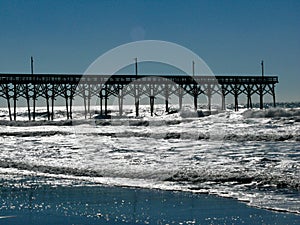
0 105 299 214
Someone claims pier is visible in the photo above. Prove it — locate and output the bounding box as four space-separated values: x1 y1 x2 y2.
0 74 278 120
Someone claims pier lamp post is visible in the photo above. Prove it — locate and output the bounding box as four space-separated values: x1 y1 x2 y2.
135 57 138 77
260 60 264 109
192 60 195 77
134 57 139 117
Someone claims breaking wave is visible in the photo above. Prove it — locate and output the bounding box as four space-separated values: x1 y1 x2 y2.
0 105 300 215
243 108 300 118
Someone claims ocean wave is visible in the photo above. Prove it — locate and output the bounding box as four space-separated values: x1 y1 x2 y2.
0 160 102 178
0 120 73 127
0 131 71 137
164 169 300 191
2 160 299 192
243 108 300 118
223 133 300 141
1 129 299 141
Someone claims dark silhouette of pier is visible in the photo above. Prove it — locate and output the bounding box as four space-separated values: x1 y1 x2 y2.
0 74 278 121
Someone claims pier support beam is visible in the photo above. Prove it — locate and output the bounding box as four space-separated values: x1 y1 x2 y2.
165 85 169 113
51 85 55 120
246 86 252 109
70 92 74 120
88 85 91 118
221 86 226 110
13 83 17 121
45 85 50 121
221 93 226 110
178 88 183 110
83 88 87 119
259 84 264 110
150 96 155 116
65 85 69 120
234 93 239 111
193 84 198 110
272 85 276 108
99 91 103 116
25 84 31 120
135 97 139 117
5 85 12 121
207 85 212 111
65 96 69 120
247 95 252 109
104 91 108 116
82 90 87 119
33 84 36 121
193 94 198 110
134 85 139 117
118 90 123 116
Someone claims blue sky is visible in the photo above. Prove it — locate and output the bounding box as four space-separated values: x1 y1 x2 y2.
0 0 299 101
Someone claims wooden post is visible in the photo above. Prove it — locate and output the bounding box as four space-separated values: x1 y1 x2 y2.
104 90 108 116
83 87 87 119
194 94 197 110
65 85 69 119
221 86 226 110
51 84 55 120
247 94 250 109
272 84 276 107
150 96 154 116
134 84 139 117
165 85 169 113
26 84 31 120
70 92 73 120
259 84 264 110
179 87 183 110
234 92 238 111
88 84 91 118
13 83 17 121
134 58 139 117
5 85 12 121
33 85 36 121
135 95 139 117
246 86 250 109
207 85 211 111
45 84 50 120
100 91 103 116
118 90 123 116
221 94 225 110
193 85 198 110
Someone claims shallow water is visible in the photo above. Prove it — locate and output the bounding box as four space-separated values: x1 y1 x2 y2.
1 184 299 225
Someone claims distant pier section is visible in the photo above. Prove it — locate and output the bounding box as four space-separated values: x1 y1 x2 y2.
0 74 278 121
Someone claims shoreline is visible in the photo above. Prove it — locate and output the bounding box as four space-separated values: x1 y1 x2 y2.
0 184 299 225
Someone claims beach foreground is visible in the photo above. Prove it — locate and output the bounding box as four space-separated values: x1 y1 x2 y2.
1 183 299 225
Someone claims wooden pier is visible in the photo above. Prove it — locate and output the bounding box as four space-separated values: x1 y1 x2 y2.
0 74 278 120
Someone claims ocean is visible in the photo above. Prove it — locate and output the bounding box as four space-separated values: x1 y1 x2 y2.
0 103 299 224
